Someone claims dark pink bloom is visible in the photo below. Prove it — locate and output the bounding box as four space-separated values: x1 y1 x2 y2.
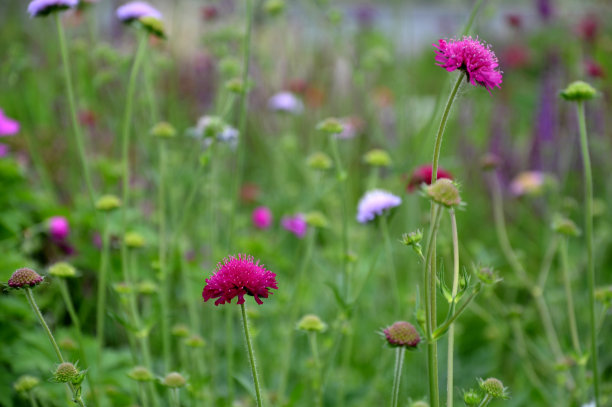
0 109 19 136
577 14 598 43
586 60 605 78
48 216 70 241
505 14 522 29
202 254 278 305
406 165 453 192
281 214 307 238
434 36 503 92
252 206 273 230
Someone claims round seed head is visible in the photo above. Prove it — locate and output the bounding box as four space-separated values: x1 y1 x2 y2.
561 81 597 101
297 314 327 333
479 377 508 399
8 268 43 289
48 262 77 278
127 366 154 382
162 372 186 388
426 178 461 207
53 362 79 383
96 195 121 212
383 321 420 348
14 375 40 393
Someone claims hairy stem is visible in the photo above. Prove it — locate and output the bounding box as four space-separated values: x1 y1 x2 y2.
240 303 263 407
446 209 460 407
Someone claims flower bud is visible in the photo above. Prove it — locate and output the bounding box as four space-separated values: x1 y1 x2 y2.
162 372 186 388
60 337 78 351
125 232 145 249
8 268 44 289
139 16 166 39
480 153 501 171
463 389 482 406
225 78 246 94
307 152 333 170
305 211 329 228
150 122 176 139
49 262 77 278
560 81 597 101
474 265 501 285
297 314 327 333
53 362 80 384
14 375 39 393
383 321 420 348
185 334 206 348
137 280 158 295
426 179 461 208
402 230 423 247
551 216 580 237
363 149 392 167
478 377 509 399
171 324 190 338
113 282 133 295
316 118 344 135
96 195 122 212
264 0 285 16
128 366 154 382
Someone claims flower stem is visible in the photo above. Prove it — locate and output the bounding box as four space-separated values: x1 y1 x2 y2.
559 237 581 355
170 389 180 407
55 13 96 206
380 215 402 311
96 223 110 367
58 279 87 366
28 391 39 407
330 134 350 299
308 332 323 407
576 100 599 406
390 347 405 407
240 303 263 407
476 394 492 407
446 209 460 407
157 139 171 371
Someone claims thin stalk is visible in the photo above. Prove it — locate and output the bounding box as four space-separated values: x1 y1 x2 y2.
390 347 405 407
29 392 40 407
308 332 323 407
559 238 581 355
380 215 401 311
576 100 599 405
57 279 87 366
477 394 492 407
138 383 150 407
446 209 460 407
460 0 486 36
240 303 263 407
55 14 95 206
170 389 180 407
330 135 350 299
158 140 171 371
96 223 111 367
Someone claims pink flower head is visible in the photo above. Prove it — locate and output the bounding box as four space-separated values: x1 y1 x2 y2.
434 36 503 92
202 254 278 305
406 165 453 192
252 206 273 230
0 109 20 136
48 216 70 241
0 144 9 158
281 214 307 238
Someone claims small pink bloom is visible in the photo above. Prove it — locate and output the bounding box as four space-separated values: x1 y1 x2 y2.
509 171 545 197
406 165 453 193
0 109 20 136
281 214 307 238
585 60 605 78
0 144 9 158
48 216 70 241
252 206 273 230
433 36 503 92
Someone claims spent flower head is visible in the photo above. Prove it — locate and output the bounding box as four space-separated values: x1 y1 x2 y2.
8 268 44 289
426 179 462 208
356 189 402 223
48 262 77 278
202 254 278 305
52 362 83 384
27 0 78 17
383 321 420 348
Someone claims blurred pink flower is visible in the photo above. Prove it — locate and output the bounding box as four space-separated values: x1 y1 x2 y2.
0 144 9 158
252 206 273 230
585 60 605 78
48 216 70 241
0 109 19 136
509 171 545 197
281 214 307 238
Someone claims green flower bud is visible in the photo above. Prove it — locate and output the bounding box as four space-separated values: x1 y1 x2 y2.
185 334 206 348
125 232 145 249
150 122 177 139
53 362 79 384
560 81 597 101
551 216 580 237
113 282 133 295
426 179 461 208
162 372 186 388
307 152 333 170
14 375 40 393
463 389 482 406
225 77 247 94
363 149 392 167
316 117 344 135
264 0 285 15
297 314 327 333
474 265 502 285
96 194 122 212
138 16 166 39
305 211 329 228
137 280 158 295
478 377 509 399
219 57 241 78
127 366 154 382
48 262 77 278
171 324 190 338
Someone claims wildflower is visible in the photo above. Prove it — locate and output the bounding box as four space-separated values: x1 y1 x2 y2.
307 152 333 170
162 372 186 388
52 362 80 384
383 321 420 348
0 144 10 158
0 109 19 135
8 268 44 289
297 314 327 333
150 122 176 139
433 36 502 92
116 1 162 22
201 5 219 21
127 366 154 382
363 149 392 167
202 254 278 306
125 232 145 248
560 81 597 101
96 195 121 212
509 171 546 197
267 91 303 114
47 216 70 241
356 189 401 223
505 14 522 29
406 165 453 192
426 179 461 208
281 214 308 238
585 60 605 79
27 0 78 17
478 377 509 399
252 206 273 230
48 262 77 278
14 375 40 393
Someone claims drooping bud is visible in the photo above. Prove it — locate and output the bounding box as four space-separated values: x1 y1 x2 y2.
96 195 122 212
49 262 77 278
426 179 461 208
363 149 392 167
297 314 327 333
127 366 154 382
8 268 44 289
383 321 420 348
162 372 186 388
402 230 423 258
560 81 597 101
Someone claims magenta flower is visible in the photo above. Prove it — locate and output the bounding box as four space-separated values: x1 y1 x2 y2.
202 254 278 305
434 36 502 92
27 0 78 17
356 189 401 223
116 1 162 22
281 214 307 238
0 109 20 136
0 144 9 158
252 206 273 230
48 216 70 241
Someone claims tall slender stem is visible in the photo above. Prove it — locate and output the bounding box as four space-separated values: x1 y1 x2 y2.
380 215 401 311
330 135 350 299
559 238 581 355
96 223 110 367
28 392 39 407
158 140 171 371
58 279 87 366
390 347 405 407
240 303 263 407
308 332 323 407
55 14 95 206
576 100 599 405
446 209 460 407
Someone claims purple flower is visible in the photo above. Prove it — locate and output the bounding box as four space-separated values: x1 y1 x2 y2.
48 216 70 241
116 1 162 22
281 214 307 238
27 0 78 17
252 206 273 230
434 36 503 92
0 144 9 158
202 254 278 305
356 189 401 223
267 92 304 114
0 109 19 136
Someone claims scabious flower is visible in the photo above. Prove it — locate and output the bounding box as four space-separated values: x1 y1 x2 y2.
252 206 273 230
47 216 70 241
116 1 162 22
202 254 278 306
434 36 503 92
281 214 308 238
0 109 20 136
509 171 545 197
0 144 9 158
8 268 44 289
383 321 420 348
356 189 401 223
27 0 78 17
406 165 453 192
267 91 304 114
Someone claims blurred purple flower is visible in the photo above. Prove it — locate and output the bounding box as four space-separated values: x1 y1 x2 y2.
281 214 307 238
116 1 162 22
48 216 70 241
353 3 378 27
267 92 304 114
535 0 554 21
252 206 273 230
0 144 9 158
509 171 545 197
0 109 19 136
336 116 364 140
27 0 78 17
356 189 401 223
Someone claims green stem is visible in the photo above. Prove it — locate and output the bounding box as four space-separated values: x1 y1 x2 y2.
308 332 323 407
240 303 263 407
170 389 180 407
559 238 581 355
55 14 95 206
28 391 39 407
576 100 599 405
158 140 171 371
477 393 492 407
460 0 486 36
58 279 87 366
433 287 479 339
390 347 405 407
446 209 460 407
96 223 110 367
380 215 401 311
330 135 350 299
139 383 150 407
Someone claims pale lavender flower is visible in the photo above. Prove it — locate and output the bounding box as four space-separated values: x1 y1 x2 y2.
116 1 162 22
267 92 304 114
356 189 401 223
27 0 78 17
509 171 545 196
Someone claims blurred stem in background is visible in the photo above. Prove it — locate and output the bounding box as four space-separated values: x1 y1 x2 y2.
379 215 401 311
